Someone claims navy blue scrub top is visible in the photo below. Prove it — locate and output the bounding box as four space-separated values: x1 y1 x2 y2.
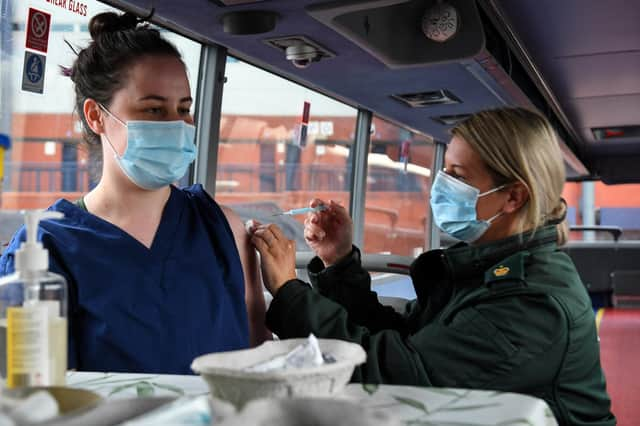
0 185 249 374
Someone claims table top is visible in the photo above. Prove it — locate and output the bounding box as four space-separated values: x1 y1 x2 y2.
65 371 557 425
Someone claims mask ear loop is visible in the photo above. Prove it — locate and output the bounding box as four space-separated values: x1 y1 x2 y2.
97 103 126 159
478 183 508 198
485 210 504 224
97 103 126 126
478 182 510 225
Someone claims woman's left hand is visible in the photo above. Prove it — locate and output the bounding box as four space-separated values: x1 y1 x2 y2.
248 221 297 296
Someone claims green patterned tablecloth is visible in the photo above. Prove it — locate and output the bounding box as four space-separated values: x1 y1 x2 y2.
66 372 557 425
67 371 209 399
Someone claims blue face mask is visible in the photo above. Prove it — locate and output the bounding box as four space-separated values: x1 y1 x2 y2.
99 104 196 190
430 170 506 243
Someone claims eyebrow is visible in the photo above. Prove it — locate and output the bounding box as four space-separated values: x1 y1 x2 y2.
137 95 193 103
448 164 467 171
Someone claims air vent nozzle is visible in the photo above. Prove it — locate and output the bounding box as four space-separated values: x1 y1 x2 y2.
392 90 461 108
431 113 471 126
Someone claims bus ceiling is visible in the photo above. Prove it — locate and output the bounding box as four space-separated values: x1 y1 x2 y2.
104 0 640 184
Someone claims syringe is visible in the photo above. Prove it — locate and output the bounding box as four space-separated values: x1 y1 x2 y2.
273 205 328 216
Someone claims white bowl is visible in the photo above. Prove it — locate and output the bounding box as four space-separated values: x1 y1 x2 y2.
191 338 366 407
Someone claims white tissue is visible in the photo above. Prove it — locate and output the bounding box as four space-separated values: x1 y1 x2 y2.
4 391 59 424
246 334 325 372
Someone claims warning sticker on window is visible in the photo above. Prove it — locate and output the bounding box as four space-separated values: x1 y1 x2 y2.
25 8 51 53
21 51 47 94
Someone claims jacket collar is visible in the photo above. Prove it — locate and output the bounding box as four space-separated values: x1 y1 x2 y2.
409 225 559 317
443 225 559 283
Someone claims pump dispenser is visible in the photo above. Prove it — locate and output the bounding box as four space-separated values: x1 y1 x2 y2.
0 210 68 388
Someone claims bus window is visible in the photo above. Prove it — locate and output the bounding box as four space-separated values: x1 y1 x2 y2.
216 57 357 248
364 117 434 256
564 181 640 241
0 0 201 246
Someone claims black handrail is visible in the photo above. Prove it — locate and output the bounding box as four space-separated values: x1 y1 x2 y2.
570 226 623 242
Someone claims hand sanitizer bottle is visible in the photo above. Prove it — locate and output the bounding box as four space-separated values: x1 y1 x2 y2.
0 210 67 388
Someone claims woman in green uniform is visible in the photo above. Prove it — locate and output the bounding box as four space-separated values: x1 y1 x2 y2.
249 107 615 425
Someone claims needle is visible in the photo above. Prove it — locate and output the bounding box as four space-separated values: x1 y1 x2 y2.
272 205 328 216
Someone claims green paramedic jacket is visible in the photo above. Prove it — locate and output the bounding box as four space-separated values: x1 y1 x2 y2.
266 226 615 425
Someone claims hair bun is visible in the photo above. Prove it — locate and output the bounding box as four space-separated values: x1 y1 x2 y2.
546 198 568 225
89 12 138 39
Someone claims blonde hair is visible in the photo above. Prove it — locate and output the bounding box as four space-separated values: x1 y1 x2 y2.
451 107 568 245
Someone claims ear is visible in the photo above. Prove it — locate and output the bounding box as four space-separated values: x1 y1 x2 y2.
502 182 529 214
83 98 105 135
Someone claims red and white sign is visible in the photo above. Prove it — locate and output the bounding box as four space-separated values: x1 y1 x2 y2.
26 8 51 53
44 0 89 17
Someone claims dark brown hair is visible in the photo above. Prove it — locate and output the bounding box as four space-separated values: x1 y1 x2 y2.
70 12 183 155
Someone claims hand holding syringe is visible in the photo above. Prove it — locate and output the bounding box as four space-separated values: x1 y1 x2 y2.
272 204 328 216
247 199 353 288
245 205 327 234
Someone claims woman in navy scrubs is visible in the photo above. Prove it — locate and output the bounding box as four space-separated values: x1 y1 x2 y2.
0 11 271 374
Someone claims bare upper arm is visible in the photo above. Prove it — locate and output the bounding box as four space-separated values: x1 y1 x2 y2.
220 205 249 255
220 205 259 291
221 205 271 345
